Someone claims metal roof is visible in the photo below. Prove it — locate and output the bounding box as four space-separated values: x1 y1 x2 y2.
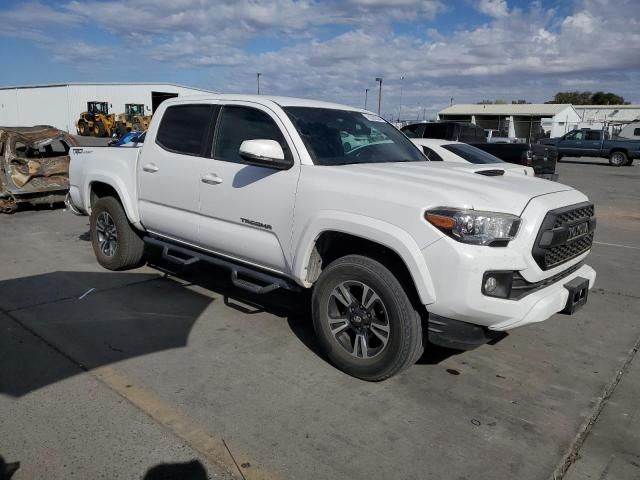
438 104 574 116
0 82 216 93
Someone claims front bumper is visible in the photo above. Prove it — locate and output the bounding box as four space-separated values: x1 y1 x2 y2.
421 191 596 332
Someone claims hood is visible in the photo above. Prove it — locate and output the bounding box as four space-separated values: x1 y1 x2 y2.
336 161 572 215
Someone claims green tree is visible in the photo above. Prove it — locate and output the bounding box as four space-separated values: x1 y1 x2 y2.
550 91 627 105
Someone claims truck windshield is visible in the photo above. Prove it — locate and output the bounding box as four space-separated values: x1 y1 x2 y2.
284 107 425 165
442 143 504 164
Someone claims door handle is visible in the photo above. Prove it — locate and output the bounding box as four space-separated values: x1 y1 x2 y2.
201 173 223 185
142 163 159 173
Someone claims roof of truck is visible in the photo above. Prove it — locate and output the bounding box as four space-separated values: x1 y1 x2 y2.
165 94 370 114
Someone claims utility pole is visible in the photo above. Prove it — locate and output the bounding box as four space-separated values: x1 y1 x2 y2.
450 97 454 106
375 77 383 115
364 88 369 110
398 75 405 122
257 73 262 95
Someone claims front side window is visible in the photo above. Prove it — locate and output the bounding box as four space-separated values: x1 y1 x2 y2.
442 144 504 164
401 123 425 138
156 104 215 156
285 107 425 166
214 106 291 163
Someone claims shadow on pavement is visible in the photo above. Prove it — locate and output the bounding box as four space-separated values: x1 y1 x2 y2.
142 459 207 480
0 270 212 397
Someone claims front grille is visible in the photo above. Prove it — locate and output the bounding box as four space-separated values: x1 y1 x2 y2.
553 205 595 228
532 202 596 270
544 233 594 269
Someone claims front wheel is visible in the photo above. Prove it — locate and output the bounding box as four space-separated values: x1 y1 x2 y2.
312 255 423 381
90 197 145 270
609 151 628 167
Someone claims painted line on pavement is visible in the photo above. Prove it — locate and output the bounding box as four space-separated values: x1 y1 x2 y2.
593 241 640 251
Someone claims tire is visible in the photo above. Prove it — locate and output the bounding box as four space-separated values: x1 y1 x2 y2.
625 158 634 166
90 197 144 270
312 254 423 381
78 122 88 136
94 123 106 137
609 151 627 167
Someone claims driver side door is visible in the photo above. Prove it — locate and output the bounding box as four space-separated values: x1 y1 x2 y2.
198 103 300 273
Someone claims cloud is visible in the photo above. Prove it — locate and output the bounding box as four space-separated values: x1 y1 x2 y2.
0 0 638 119
474 0 509 18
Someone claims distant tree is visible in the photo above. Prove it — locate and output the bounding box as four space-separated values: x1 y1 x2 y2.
478 99 529 105
550 91 627 105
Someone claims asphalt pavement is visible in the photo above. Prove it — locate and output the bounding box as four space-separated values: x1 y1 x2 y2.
1 156 639 480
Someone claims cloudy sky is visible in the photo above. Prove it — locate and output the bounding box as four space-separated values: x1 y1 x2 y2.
1 0 639 119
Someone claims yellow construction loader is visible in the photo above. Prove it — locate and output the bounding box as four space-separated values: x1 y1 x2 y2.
76 102 117 137
116 104 152 136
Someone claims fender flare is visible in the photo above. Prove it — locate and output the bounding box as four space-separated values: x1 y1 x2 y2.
292 211 437 305
84 173 141 227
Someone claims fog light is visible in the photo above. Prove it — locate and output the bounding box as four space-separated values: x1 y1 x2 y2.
484 276 497 293
481 271 515 298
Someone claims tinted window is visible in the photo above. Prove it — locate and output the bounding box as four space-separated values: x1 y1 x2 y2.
422 123 454 140
156 104 215 156
634 128 640 136
285 107 425 166
401 123 425 138
442 144 504 164
422 146 443 161
215 106 290 163
585 131 601 141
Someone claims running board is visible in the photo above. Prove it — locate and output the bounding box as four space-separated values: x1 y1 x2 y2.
144 236 299 294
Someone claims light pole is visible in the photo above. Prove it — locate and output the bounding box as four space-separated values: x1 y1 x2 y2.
398 75 405 122
257 73 262 95
450 96 454 106
375 77 383 115
364 88 369 110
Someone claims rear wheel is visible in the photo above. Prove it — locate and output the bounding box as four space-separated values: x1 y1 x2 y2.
609 151 627 167
90 197 144 270
312 254 423 381
94 123 106 137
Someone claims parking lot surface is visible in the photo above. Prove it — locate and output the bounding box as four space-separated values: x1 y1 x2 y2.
1 157 639 479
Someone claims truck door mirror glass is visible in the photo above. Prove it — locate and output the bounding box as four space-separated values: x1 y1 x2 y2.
239 139 292 170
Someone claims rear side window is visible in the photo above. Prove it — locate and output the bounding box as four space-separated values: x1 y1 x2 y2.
422 123 454 140
422 146 443 161
156 104 215 156
585 131 601 141
442 144 504 164
214 106 291 164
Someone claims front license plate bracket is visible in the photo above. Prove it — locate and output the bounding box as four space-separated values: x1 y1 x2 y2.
561 276 589 315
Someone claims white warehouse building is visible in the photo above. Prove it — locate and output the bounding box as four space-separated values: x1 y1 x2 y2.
437 104 581 140
0 82 215 133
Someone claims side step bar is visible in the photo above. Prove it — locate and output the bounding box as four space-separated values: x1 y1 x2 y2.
144 236 300 294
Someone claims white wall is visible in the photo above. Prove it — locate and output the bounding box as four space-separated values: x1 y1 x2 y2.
549 107 581 137
0 84 212 133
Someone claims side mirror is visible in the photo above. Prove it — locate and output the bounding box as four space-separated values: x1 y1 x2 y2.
239 139 292 170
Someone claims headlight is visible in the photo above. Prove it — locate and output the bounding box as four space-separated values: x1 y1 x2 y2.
425 208 521 246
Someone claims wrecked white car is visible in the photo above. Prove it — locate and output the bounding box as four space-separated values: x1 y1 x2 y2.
0 126 78 213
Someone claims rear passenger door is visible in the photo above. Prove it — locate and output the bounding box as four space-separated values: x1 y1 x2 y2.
138 103 218 244
198 103 300 273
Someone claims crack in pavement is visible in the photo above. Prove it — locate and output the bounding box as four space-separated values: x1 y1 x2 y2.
552 335 640 480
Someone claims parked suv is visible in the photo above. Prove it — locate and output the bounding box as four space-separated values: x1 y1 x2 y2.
68 95 596 381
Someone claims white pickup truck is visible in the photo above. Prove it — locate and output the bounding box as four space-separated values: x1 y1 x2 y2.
68 95 597 381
